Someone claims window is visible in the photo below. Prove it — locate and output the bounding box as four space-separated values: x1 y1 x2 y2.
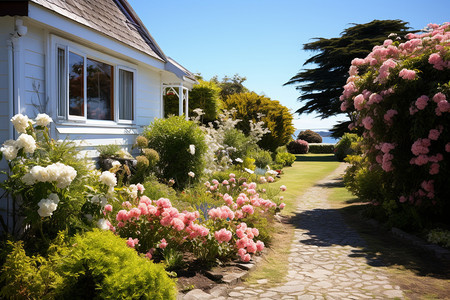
57 46 134 122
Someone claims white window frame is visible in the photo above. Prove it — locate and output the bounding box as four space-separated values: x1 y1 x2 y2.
51 35 137 126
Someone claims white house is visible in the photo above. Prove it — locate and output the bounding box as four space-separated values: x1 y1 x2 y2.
0 0 197 231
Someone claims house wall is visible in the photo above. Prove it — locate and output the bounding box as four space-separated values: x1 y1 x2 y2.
135 65 162 128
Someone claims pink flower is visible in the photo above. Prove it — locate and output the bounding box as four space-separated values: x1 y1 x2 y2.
368 93 383 105
415 95 429 110
247 240 257 253
433 92 446 103
429 163 440 175
156 198 171 208
122 201 132 209
136 183 145 193
116 209 129 222
145 252 152 260
384 109 398 124
445 143 450 152
256 240 265 252
159 238 168 249
353 94 365 111
242 204 254 215
241 253 251 262
104 204 112 212
139 196 151 205
399 68 416 80
399 196 407 203
428 129 440 141
351 58 365 66
381 143 395 153
362 116 373 130
222 180 229 185
248 182 257 190
214 228 232 243
279 203 286 209
437 100 450 113
429 53 444 70
126 237 139 248
170 218 185 231
280 185 287 192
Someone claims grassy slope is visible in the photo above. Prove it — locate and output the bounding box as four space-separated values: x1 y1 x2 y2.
245 154 340 285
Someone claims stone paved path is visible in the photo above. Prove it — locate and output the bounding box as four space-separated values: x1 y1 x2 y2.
222 163 404 300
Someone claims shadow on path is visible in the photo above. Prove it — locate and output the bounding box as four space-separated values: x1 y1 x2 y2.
289 174 450 280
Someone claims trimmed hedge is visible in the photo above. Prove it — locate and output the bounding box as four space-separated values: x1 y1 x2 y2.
308 143 335 154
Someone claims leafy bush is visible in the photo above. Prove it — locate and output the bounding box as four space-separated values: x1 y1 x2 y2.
1 231 177 299
427 228 450 248
56 230 176 299
143 116 207 189
334 133 360 161
250 149 273 169
297 129 322 143
97 144 121 158
223 128 255 162
286 139 309 154
308 143 335 154
275 152 296 167
223 92 295 151
339 23 450 229
189 79 222 123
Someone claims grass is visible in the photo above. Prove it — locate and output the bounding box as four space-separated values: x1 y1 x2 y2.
244 154 340 285
328 181 450 300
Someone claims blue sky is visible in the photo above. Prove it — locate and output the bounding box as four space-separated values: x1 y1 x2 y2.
129 0 449 130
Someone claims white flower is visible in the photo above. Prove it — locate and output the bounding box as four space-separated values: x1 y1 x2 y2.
267 170 278 176
35 113 53 126
111 160 121 168
11 114 33 133
188 171 195 178
30 165 50 182
97 218 110 230
244 168 254 174
99 171 117 187
1 140 19 160
48 193 60 204
37 198 58 217
16 134 36 153
188 144 196 155
22 172 36 185
235 158 243 163
128 184 138 198
55 164 77 189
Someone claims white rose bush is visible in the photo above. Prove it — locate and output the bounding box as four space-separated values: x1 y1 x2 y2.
0 113 95 244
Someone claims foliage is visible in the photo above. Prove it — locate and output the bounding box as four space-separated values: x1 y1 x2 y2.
427 228 450 248
223 128 255 162
0 114 98 248
164 79 222 124
339 23 450 229
143 116 207 189
1 231 176 299
97 144 121 158
223 92 295 151
250 149 273 169
286 139 309 154
334 133 361 161
275 152 296 167
308 143 335 154
285 19 412 136
189 79 222 123
297 129 322 143
211 74 249 100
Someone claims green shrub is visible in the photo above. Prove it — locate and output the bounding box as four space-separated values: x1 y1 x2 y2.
1 231 176 299
334 133 360 161
142 176 176 201
97 144 121 158
275 152 296 167
143 116 207 189
250 149 273 169
286 139 309 154
223 92 295 151
308 143 335 154
297 129 322 143
223 128 254 162
57 230 176 299
188 79 222 123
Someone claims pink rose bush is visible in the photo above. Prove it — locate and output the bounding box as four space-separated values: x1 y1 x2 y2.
103 173 285 263
340 23 450 228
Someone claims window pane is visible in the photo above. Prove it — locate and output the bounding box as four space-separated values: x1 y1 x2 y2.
87 59 113 120
119 69 133 120
68 52 84 117
57 48 66 118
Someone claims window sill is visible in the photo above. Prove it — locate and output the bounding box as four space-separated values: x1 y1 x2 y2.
55 121 139 135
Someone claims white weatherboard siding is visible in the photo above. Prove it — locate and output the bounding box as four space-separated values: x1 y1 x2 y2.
136 65 162 129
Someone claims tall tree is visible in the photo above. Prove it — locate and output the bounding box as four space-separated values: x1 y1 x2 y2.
285 20 412 136
212 74 249 100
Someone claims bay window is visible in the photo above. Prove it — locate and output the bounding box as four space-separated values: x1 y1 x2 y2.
57 45 134 123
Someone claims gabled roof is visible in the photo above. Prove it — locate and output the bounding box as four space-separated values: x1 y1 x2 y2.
30 0 167 62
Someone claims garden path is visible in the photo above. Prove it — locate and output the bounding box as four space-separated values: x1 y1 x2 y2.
222 163 404 300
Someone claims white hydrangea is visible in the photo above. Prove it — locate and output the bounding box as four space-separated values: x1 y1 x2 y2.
188 171 195 178
16 134 36 153
128 184 138 198
97 218 110 230
111 160 121 168
1 140 19 160
23 162 77 188
37 195 59 217
47 193 60 204
11 113 33 133
35 113 53 127
188 144 196 155
99 171 117 187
